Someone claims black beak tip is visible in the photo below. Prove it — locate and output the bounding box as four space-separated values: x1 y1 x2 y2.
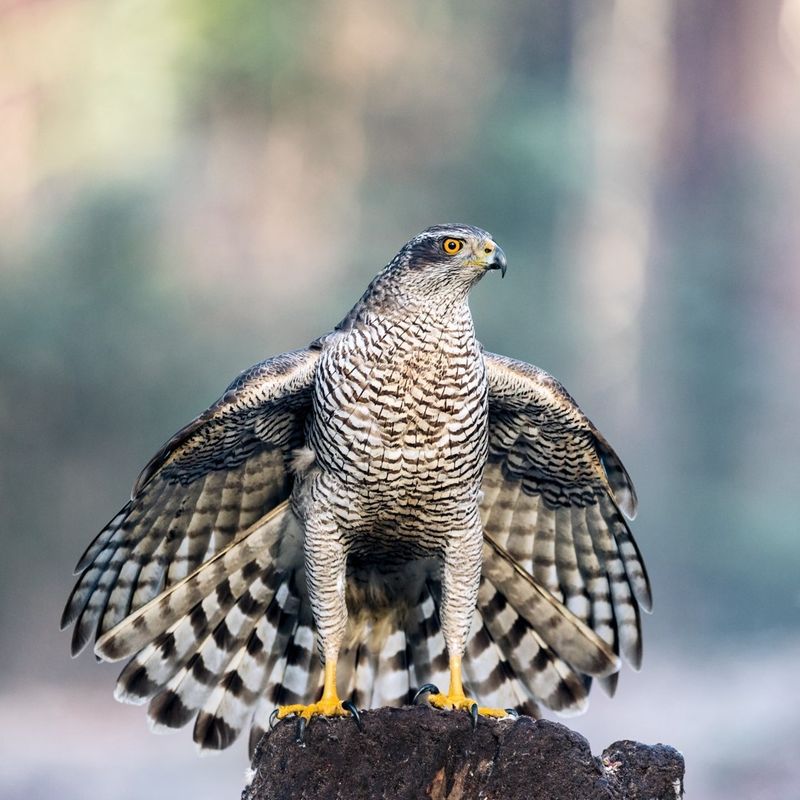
492 246 507 278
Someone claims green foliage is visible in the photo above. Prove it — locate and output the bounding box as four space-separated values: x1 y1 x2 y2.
174 0 317 111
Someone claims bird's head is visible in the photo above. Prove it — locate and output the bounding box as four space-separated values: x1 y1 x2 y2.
334 224 507 333
387 224 507 297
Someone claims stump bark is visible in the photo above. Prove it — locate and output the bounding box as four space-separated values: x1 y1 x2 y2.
244 706 684 800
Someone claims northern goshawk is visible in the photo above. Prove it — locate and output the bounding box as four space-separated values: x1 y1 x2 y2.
62 224 651 753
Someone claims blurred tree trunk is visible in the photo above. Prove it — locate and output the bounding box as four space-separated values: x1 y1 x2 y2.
654 0 788 623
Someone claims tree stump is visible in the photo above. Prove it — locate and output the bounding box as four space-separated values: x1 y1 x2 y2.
244 706 684 800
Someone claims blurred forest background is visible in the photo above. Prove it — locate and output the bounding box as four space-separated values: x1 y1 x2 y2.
1 1 799 798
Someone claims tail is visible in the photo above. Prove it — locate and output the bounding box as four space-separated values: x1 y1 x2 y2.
400 569 615 720
97 513 619 755
95 502 323 755
336 538 620 724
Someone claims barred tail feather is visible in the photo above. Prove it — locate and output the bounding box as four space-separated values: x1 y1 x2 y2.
246 585 311 756
351 633 377 709
462 606 538 716
144 566 281 731
475 576 589 715
407 575 588 718
272 618 321 707
370 627 409 707
337 637 361 703
95 501 295 662
195 601 318 753
87 504 633 755
404 584 450 694
87 503 310 754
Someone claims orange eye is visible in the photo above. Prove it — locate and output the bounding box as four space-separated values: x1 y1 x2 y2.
442 238 463 255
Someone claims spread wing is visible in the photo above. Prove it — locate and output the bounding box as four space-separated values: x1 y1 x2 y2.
62 348 319 656
480 351 651 688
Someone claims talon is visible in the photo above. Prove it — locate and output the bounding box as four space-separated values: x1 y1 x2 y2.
269 708 280 730
424 656 509 720
295 716 307 745
425 691 510 719
342 700 363 730
413 683 440 705
275 659 351 731
505 708 519 719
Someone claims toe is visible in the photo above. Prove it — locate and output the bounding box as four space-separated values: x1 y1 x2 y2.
424 693 513 719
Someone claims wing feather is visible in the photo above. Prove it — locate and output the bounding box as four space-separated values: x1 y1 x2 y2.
481 534 619 678
62 349 318 655
481 351 650 686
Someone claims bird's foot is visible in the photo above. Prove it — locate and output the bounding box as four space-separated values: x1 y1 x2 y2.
274 697 361 743
276 696 360 723
427 692 510 719
413 683 513 728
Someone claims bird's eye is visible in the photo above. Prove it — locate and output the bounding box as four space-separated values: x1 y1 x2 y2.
442 238 464 255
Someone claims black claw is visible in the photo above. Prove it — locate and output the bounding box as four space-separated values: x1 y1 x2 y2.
295 716 307 745
413 684 440 705
342 700 363 731
504 708 519 719
470 703 479 730
269 708 280 730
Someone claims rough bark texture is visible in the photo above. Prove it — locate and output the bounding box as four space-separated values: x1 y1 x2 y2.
243 706 684 800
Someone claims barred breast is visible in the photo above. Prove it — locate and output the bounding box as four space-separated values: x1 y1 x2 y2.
306 302 488 526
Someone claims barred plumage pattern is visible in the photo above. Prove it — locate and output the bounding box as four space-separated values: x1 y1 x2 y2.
63 224 651 755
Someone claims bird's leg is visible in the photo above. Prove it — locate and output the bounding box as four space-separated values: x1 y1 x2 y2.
425 653 507 719
276 657 354 722
276 512 358 726
424 517 510 720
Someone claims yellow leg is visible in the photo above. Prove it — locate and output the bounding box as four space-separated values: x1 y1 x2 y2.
425 655 510 718
276 658 355 721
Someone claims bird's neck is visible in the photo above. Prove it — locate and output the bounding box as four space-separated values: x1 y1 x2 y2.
337 272 475 337
360 290 474 336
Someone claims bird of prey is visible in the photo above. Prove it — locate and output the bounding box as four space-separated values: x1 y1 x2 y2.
62 224 651 754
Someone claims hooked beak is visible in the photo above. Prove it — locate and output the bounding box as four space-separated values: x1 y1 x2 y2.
486 243 507 277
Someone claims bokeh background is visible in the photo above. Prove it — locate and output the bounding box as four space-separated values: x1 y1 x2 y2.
1 1 799 798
